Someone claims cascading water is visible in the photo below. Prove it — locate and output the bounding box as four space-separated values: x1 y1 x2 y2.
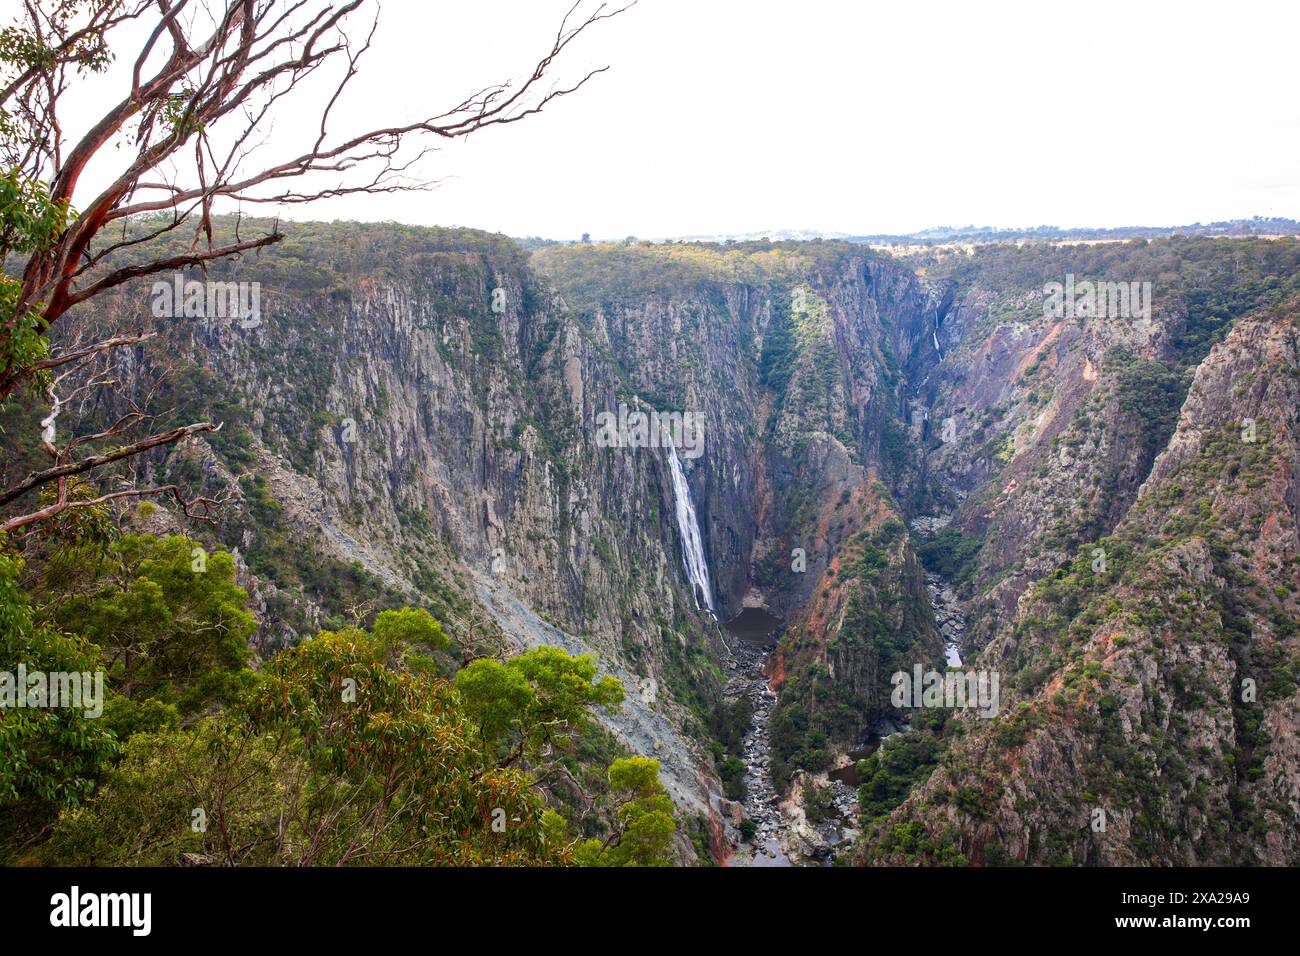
666 441 714 613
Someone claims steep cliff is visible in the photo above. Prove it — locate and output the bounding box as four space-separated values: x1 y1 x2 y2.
47 224 737 860
534 242 948 781
35 224 1300 866
858 299 1300 865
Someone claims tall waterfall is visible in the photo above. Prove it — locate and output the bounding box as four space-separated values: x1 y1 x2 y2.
666 441 715 613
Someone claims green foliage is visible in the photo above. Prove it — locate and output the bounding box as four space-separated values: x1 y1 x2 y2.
769 703 831 789
706 695 752 800
0 170 75 384
857 732 944 822
759 291 797 394
372 607 446 653
771 523 939 789
576 757 677 866
915 528 984 586
453 656 533 746
802 781 835 825
718 754 747 801
40 534 255 714
0 169 74 257
0 6 114 83
455 646 624 761
879 820 968 865
877 415 912 484
0 547 118 845
54 624 569 866
3 509 638 866
534 240 824 314
46 717 294 866
1110 349 1187 470
46 606 637 866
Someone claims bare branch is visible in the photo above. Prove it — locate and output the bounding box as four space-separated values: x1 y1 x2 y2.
1 0 630 534
6 0 630 337
0 420 218 509
2 482 221 534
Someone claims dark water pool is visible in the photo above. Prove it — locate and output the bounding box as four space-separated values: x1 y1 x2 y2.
827 748 878 786
723 606 783 645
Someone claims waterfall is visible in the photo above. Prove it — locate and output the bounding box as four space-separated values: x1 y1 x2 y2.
666 441 715 613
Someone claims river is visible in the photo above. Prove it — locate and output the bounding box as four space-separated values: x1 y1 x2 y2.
723 608 793 865
721 547 969 865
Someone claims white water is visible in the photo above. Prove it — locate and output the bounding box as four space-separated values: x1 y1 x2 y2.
666 442 714 612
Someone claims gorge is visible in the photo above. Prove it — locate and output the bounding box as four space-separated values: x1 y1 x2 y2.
9 220 1300 868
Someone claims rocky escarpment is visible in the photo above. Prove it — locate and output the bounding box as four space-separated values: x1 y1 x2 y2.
901 240 1300 656
536 243 950 784
51 226 951 863
857 304 1300 865
912 278 1181 651
533 245 945 618
41 226 1300 867
53 224 737 861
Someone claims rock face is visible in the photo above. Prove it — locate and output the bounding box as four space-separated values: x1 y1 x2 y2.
65 228 739 861
858 303 1300 866
66 227 948 862
61 225 1300 865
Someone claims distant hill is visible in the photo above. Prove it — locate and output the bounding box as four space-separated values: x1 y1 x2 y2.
546 218 1300 248
845 217 1300 246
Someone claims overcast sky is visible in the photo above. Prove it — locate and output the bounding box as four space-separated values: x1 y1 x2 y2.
25 0 1300 239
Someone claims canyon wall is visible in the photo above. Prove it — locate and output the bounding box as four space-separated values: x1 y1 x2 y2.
45 225 1300 864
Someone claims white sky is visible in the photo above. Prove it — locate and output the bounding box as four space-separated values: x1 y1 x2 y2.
14 0 1300 239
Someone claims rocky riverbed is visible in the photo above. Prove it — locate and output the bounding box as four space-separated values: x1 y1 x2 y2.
724 627 859 866
722 554 971 866
729 638 790 865
925 571 965 667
